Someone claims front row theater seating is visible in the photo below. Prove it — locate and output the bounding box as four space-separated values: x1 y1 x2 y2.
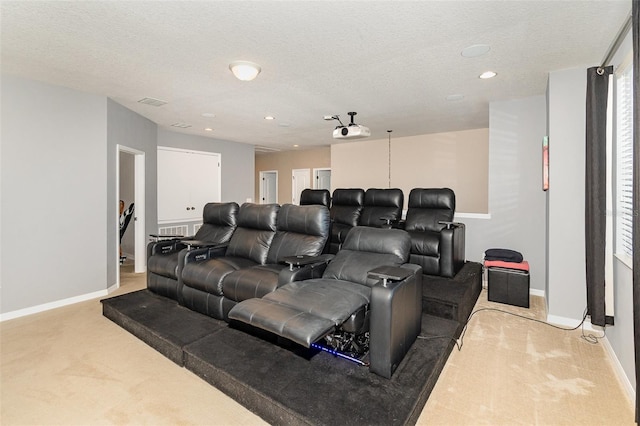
146 202 239 302
180 203 330 320
229 226 422 379
402 188 465 278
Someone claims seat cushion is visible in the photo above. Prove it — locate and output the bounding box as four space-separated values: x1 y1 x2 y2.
147 252 179 279
182 256 257 296
228 278 371 346
222 264 285 302
323 227 410 286
264 279 371 325
407 230 440 256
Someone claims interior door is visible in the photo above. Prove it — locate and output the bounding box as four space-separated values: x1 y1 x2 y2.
314 169 331 191
292 168 310 205
260 171 278 204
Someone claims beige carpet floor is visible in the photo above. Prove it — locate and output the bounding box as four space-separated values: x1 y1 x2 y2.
1 265 635 425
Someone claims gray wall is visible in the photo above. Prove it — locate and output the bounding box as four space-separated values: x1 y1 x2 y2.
157 129 255 204
462 95 548 294
106 99 158 286
1 75 108 313
546 67 588 322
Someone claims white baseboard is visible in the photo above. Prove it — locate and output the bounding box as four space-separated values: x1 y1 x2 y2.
0 283 119 322
530 288 545 298
601 336 635 404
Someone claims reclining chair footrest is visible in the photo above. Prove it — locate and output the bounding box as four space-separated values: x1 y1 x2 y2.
228 298 335 348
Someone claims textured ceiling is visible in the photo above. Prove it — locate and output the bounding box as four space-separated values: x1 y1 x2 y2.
0 1 631 151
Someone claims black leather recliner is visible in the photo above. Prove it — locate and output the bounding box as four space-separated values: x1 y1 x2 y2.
327 188 365 254
180 203 279 319
402 188 465 278
146 202 239 302
180 203 331 320
229 226 422 379
299 188 331 207
359 188 404 228
220 203 330 318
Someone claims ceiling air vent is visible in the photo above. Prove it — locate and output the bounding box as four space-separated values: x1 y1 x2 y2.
170 122 192 129
255 146 281 153
137 97 167 107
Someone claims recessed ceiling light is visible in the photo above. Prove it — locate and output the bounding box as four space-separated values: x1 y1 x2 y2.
204 128 213 132
479 71 497 79
201 112 216 118
278 122 291 128
264 116 275 120
170 122 192 128
446 94 465 101
293 144 299 148
461 44 491 58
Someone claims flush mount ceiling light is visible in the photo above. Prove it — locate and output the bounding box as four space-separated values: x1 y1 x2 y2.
204 128 213 132
229 61 261 81
264 115 275 120
479 71 497 79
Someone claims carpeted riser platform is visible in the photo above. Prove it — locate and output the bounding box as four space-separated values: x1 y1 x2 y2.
422 261 482 336
102 290 458 425
101 290 226 366
183 315 456 426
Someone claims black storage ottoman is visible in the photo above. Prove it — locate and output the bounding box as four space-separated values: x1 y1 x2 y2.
487 267 530 308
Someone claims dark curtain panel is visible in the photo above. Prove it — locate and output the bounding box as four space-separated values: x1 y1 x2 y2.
631 1 639 422
585 65 612 327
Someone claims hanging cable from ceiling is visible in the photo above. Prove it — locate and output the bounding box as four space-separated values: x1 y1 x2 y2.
387 130 392 188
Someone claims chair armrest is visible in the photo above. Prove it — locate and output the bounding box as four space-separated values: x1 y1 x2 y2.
147 240 187 257
369 264 422 378
368 265 413 285
438 221 464 230
440 222 466 278
183 243 228 264
149 233 185 241
281 254 334 271
278 254 334 285
181 239 222 250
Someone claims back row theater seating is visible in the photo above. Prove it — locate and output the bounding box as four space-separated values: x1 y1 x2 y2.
180 203 331 320
401 188 465 278
326 188 404 254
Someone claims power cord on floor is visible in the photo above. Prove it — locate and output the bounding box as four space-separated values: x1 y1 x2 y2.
417 306 606 352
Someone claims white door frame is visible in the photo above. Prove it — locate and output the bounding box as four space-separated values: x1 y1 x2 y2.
259 170 278 204
116 145 146 287
313 167 331 190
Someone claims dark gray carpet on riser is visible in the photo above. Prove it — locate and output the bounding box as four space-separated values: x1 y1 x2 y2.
101 290 225 366
422 261 482 333
183 314 457 426
102 290 458 425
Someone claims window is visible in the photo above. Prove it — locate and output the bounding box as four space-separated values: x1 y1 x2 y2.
615 58 633 264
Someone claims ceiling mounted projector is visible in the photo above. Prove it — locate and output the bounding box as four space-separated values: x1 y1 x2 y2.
325 112 371 140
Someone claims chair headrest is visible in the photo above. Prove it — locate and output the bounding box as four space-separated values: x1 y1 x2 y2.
202 202 239 227
299 189 331 207
408 188 455 211
364 188 403 208
237 203 279 231
277 204 330 237
331 188 365 206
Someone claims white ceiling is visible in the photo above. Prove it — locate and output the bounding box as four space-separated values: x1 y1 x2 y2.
0 1 631 151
